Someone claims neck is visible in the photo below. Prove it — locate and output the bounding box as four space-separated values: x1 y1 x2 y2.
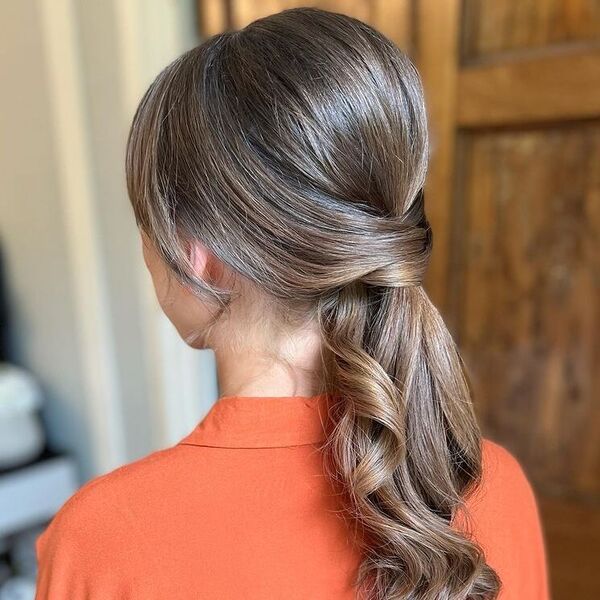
214 324 324 399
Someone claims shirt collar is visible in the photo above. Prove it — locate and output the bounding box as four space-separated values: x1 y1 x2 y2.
176 393 336 449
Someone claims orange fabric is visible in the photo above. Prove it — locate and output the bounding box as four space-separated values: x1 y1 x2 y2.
34 394 550 599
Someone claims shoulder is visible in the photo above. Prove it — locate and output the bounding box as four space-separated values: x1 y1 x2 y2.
37 445 182 550
35 445 184 597
479 438 538 509
456 437 541 538
460 438 550 600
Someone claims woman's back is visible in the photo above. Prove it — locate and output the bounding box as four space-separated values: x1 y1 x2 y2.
34 394 548 599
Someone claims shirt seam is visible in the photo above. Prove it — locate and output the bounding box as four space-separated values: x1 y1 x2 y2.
176 440 326 450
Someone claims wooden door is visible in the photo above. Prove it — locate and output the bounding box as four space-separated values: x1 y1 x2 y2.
417 2 600 599
197 2 600 597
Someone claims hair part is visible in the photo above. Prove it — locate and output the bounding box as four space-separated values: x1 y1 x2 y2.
126 7 501 599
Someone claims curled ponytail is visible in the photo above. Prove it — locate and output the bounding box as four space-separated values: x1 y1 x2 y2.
126 6 501 598
317 193 500 598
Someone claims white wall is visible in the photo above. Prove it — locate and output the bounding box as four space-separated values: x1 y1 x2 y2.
0 0 218 482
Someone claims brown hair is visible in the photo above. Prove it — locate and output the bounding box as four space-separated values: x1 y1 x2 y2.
126 7 500 599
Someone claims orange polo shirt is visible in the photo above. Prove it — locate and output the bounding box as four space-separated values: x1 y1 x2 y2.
34 393 550 599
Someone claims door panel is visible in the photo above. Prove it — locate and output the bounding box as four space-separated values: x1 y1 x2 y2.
457 124 600 499
419 2 600 597
462 0 600 58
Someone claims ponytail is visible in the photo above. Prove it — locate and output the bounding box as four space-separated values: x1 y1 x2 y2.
316 193 500 599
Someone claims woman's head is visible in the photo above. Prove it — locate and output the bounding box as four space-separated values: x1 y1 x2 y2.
127 7 429 347
127 7 500 599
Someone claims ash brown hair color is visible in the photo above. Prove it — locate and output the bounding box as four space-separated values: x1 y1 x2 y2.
126 7 501 599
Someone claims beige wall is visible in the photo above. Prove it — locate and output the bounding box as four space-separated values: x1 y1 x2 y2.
0 0 217 482
0 0 95 477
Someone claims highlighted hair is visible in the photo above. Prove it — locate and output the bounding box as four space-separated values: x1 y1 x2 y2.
126 7 500 598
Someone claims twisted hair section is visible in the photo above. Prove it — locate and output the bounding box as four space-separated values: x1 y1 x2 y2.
126 7 500 598
316 222 499 598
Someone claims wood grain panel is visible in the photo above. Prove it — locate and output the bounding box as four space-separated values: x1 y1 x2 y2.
231 0 371 29
539 496 600 599
197 0 413 53
197 0 227 37
462 0 600 60
457 45 600 127
415 0 461 314
457 123 600 499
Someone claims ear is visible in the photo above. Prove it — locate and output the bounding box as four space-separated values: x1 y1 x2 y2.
187 238 210 278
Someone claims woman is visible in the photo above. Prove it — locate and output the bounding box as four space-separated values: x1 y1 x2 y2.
34 7 549 599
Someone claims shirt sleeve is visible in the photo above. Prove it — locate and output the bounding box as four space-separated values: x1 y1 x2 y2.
461 439 551 600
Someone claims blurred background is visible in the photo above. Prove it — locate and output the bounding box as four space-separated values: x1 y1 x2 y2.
0 1 598 599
